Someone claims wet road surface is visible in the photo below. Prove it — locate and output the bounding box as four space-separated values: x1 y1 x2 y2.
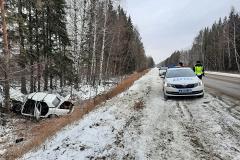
204 74 240 100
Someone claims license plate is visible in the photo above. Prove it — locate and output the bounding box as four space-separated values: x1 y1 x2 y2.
179 89 192 94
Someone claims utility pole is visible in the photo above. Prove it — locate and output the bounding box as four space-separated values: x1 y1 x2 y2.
0 0 11 112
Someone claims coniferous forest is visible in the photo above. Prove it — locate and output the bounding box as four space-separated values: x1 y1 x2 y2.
161 8 240 73
0 0 154 109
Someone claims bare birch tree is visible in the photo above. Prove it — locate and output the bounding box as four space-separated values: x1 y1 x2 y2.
99 0 109 84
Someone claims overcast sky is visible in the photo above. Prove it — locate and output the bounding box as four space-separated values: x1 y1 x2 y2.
126 0 240 63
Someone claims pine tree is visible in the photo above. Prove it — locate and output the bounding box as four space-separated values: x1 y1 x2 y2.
0 0 11 111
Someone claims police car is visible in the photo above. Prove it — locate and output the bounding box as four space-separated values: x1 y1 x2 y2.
163 67 204 99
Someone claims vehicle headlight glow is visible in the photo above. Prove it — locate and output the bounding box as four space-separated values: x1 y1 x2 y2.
165 83 172 87
198 81 203 86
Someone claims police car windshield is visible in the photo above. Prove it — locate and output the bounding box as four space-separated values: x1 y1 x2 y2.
166 68 196 78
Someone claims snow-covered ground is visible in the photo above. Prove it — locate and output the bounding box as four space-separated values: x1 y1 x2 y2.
0 81 116 159
22 68 240 160
206 71 240 78
0 114 35 157
51 84 114 102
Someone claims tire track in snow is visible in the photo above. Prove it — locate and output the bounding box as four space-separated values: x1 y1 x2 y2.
131 73 180 159
206 98 240 142
214 96 240 122
146 101 176 159
179 94 240 160
140 82 198 160
175 101 212 160
175 100 218 160
207 104 240 144
176 101 193 121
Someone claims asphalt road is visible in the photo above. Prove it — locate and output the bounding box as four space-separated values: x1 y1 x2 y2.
204 73 240 100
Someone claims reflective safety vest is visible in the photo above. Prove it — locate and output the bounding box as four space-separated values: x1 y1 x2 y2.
195 66 203 75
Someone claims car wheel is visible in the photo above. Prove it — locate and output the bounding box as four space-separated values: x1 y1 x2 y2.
199 94 204 98
49 114 58 118
12 104 22 113
164 93 168 100
11 100 23 114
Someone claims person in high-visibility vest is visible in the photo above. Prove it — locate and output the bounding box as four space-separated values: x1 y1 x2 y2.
193 61 204 79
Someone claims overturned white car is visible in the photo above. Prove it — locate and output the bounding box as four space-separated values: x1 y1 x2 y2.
21 92 74 119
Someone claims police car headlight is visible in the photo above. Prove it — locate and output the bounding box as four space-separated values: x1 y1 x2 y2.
165 83 172 87
198 81 203 86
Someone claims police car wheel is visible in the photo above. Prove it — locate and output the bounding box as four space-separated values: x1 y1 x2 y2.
164 93 168 100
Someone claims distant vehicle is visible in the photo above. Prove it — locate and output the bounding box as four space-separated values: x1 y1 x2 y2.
21 92 74 120
163 67 204 99
159 67 168 77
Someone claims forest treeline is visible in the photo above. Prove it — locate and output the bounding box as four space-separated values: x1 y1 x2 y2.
161 8 240 72
0 0 154 97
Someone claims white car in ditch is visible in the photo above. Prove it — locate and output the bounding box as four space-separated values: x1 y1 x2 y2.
21 92 74 119
163 67 204 99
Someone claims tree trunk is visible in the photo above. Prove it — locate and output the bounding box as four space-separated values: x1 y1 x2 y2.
18 0 27 94
60 72 63 88
73 0 79 88
105 34 115 79
28 2 34 93
44 64 48 91
0 0 10 112
227 35 231 69
34 7 41 92
91 4 97 86
50 73 53 90
99 0 108 84
30 61 34 93
233 21 240 72
75 0 87 89
37 62 41 91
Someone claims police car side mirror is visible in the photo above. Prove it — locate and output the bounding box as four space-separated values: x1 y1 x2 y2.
161 74 165 79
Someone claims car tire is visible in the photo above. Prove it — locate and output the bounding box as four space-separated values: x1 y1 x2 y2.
10 100 23 114
11 103 22 114
49 114 58 118
199 94 204 98
164 93 168 100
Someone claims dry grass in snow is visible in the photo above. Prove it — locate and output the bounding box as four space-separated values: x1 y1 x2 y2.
134 99 145 111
